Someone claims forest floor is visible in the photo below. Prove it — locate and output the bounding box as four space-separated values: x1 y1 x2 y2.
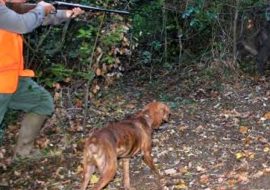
1 66 270 190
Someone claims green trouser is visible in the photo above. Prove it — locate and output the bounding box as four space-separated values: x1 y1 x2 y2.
0 77 54 125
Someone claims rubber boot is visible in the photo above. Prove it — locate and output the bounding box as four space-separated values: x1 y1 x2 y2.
14 113 47 158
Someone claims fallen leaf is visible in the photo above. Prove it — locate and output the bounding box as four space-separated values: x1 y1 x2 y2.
75 165 83 174
196 165 206 172
178 125 188 132
237 172 249 183
199 174 209 184
253 170 264 178
90 174 99 184
53 83 61 89
175 183 188 189
36 180 46 185
164 168 177 175
175 179 188 189
75 99 83 108
228 179 237 187
264 167 270 173
243 136 253 145
64 77 71 83
244 150 255 159
14 170 21 176
235 152 244 160
96 68 102 76
263 112 270 120
54 92 61 101
264 146 270 153
239 126 248 134
125 103 136 109
92 85 100 94
179 167 188 174
0 149 5 159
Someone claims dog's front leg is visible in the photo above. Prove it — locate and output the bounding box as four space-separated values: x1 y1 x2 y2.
143 150 160 178
122 158 131 189
142 144 164 190
143 151 166 190
142 140 161 178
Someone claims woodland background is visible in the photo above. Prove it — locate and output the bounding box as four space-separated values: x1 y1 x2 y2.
24 0 268 95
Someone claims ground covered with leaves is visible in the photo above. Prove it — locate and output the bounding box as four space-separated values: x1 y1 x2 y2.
1 67 270 190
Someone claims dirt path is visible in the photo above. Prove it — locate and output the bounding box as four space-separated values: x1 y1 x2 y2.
1 69 270 190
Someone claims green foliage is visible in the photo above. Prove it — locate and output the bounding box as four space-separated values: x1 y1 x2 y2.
239 0 265 7
150 41 162 51
131 1 165 65
23 0 270 89
77 71 95 81
132 1 163 38
142 51 152 65
102 55 115 64
130 0 270 71
101 27 123 46
78 27 95 39
182 2 218 30
0 110 19 144
24 0 130 94
39 64 73 87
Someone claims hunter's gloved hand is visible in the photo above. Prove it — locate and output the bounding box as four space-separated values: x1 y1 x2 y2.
37 1 55 16
65 7 84 18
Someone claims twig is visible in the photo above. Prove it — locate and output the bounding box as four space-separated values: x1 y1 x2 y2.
174 13 183 68
233 0 240 68
28 26 53 66
83 13 106 129
162 2 168 65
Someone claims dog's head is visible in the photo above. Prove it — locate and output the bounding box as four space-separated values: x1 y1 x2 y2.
141 101 171 129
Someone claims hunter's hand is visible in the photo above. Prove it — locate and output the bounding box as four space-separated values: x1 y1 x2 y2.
65 7 84 18
37 1 55 16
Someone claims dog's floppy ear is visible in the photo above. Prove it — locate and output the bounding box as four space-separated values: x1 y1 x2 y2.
144 113 153 127
161 104 171 122
141 100 157 112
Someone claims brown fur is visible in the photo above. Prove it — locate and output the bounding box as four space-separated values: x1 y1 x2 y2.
81 102 171 190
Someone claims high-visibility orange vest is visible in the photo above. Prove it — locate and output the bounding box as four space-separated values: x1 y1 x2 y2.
0 29 34 94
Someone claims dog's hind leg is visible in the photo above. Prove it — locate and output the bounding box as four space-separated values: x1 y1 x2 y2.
93 155 117 190
81 164 96 190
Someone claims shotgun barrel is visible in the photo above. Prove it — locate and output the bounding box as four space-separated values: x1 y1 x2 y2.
7 1 130 15
52 1 130 15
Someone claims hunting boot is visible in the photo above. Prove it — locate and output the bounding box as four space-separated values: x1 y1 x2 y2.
14 113 47 158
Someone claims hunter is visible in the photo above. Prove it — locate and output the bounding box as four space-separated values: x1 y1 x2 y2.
0 0 83 159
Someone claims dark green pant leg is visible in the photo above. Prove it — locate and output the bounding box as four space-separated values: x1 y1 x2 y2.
8 77 54 116
0 94 11 124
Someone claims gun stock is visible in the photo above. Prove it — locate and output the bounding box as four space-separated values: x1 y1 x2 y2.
7 1 130 15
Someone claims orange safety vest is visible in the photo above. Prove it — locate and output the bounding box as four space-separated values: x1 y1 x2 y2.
0 29 34 94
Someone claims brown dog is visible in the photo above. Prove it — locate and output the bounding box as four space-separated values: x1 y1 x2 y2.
81 102 170 190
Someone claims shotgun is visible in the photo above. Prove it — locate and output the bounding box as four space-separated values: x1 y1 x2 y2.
7 1 130 15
